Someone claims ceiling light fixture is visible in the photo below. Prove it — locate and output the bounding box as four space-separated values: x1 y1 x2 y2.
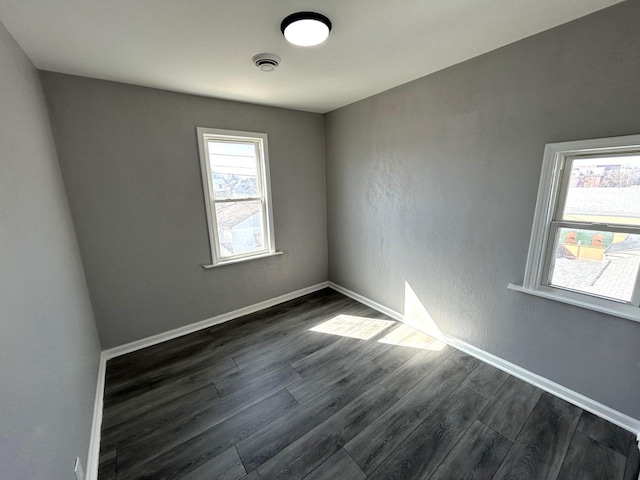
281 12 332 47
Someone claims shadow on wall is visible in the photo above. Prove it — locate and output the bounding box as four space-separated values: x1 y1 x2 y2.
308 282 445 352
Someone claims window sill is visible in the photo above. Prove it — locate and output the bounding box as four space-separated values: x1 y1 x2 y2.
202 251 283 269
508 284 640 323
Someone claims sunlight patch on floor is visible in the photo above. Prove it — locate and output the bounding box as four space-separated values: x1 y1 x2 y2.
310 314 395 340
378 323 446 350
309 282 446 350
377 323 432 347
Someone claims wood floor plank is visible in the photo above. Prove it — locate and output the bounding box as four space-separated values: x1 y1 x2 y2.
177 447 246 480
448 348 481 370
101 365 300 452
291 335 391 378
461 362 509 399
374 322 439 349
239 471 261 480
344 356 476 473
286 358 361 405
215 335 340 397
429 420 512 480
478 375 543 441
250 325 348 370
377 345 454 398
117 389 295 480
105 327 233 381
369 343 423 376
204 305 329 369
577 410 634 456
117 388 297 473
232 299 376 369
103 361 230 428
288 343 418 405
237 360 395 472
232 293 331 336
624 443 640 480
302 449 365 480
256 384 397 480
492 393 582 480
231 328 322 371
104 355 235 408
307 314 395 340
97 449 117 480
366 385 488 480
229 290 337 338
100 383 220 452
557 431 626 480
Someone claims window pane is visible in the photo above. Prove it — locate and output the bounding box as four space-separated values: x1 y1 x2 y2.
549 227 640 302
215 201 265 257
208 140 259 199
561 155 640 226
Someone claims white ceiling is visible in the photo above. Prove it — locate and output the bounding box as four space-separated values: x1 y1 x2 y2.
0 0 623 113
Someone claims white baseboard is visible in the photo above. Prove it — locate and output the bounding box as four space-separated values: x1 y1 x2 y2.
328 281 640 439
85 351 107 480
329 282 404 322
103 282 330 360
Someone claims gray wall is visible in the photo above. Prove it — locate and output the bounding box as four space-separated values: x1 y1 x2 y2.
0 21 101 480
41 73 328 349
325 0 640 419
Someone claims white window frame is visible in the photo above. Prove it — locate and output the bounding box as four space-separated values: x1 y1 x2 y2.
197 127 279 268
509 134 640 323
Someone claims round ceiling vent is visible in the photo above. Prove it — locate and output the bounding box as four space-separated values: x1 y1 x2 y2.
252 53 281 72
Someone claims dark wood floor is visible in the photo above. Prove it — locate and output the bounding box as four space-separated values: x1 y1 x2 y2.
98 288 640 480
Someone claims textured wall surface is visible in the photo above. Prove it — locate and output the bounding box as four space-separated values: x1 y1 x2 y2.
325 1 640 418
0 21 101 480
42 73 328 348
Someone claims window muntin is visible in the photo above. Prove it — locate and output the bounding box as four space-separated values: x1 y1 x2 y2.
547 226 640 303
518 135 640 319
214 200 265 257
197 128 275 265
208 140 260 199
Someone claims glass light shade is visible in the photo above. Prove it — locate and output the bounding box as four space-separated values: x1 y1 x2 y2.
282 15 331 47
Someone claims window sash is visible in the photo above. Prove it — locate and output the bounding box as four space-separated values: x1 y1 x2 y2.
554 154 640 228
210 197 270 261
207 138 263 201
541 221 640 306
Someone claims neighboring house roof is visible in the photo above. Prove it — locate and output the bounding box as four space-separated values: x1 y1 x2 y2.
605 234 640 255
564 187 640 216
216 202 259 229
556 245 576 259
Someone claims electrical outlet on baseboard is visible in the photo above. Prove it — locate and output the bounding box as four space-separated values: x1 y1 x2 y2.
74 457 84 480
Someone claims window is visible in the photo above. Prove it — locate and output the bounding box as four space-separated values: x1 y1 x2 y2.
510 134 640 322
197 128 278 267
